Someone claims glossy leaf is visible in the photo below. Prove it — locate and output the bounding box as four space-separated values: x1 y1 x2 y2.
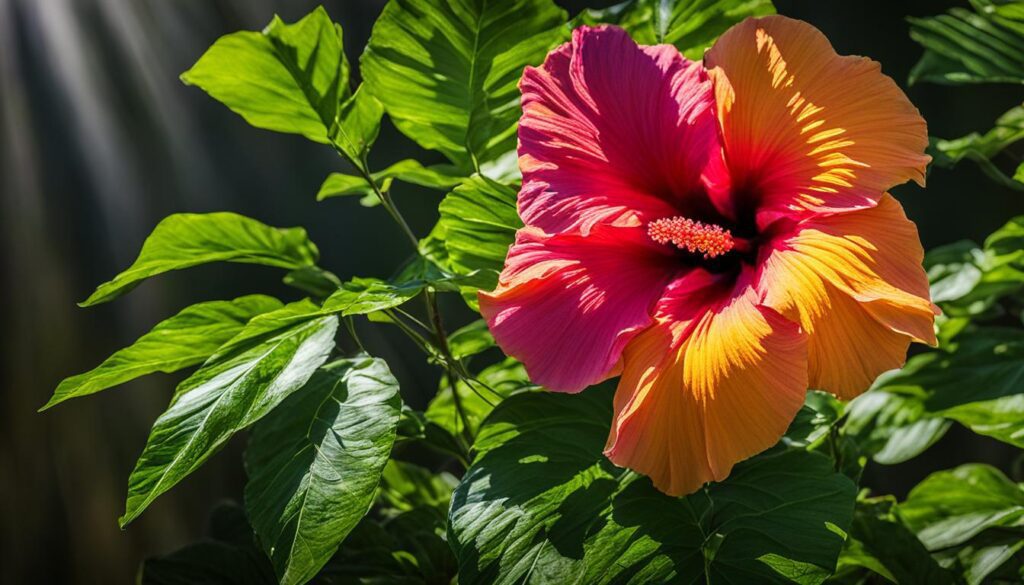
881 329 1024 449
924 216 1024 317
121 301 338 526
322 277 428 316
930 105 1024 191
361 0 566 167
378 460 458 517
181 6 350 143
330 85 385 163
435 175 521 311
317 159 463 205
908 0 1024 85
44 295 282 410
577 0 776 59
898 465 1024 583
446 319 495 361
82 213 318 306
244 356 401 585
449 386 856 584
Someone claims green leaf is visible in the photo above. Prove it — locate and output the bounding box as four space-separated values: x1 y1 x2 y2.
834 496 955 584
121 300 338 526
879 329 1024 449
82 213 319 306
449 386 857 584
426 358 531 438
138 503 275 585
361 0 567 167
434 175 521 310
843 387 952 465
320 508 458 584
378 460 458 516
924 216 1024 317
322 277 428 316
908 0 1024 85
446 319 495 360
44 295 282 410
316 159 463 204
577 0 776 59
283 266 342 298
330 85 385 163
244 356 401 585
929 105 1024 190
898 464 1024 583
181 6 350 144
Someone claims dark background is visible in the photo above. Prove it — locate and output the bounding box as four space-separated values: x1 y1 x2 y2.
2 0 1020 582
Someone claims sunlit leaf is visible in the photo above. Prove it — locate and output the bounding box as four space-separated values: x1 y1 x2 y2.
181 6 350 143
898 464 1024 583
317 159 463 205
909 0 1024 85
361 0 566 167
330 85 384 163
45 295 282 410
82 213 319 306
434 175 521 310
929 105 1024 190
449 386 856 584
121 301 338 526
244 356 401 585
577 0 776 59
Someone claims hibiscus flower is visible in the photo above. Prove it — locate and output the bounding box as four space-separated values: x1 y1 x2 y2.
479 16 938 497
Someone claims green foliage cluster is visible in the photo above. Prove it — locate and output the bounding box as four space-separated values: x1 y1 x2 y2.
46 1 1024 584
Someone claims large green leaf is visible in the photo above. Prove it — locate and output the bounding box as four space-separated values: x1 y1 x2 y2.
449 387 857 584
82 213 319 306
244 356 401 585
361 0 566 167
330 84 385 163
930 105 1024 191
908 0 1024 85
924 216 1024 317
181 6 350 144
879 329 1024 449
843 387 952 465
898 465 1024 584
577 0 776 59
833 496 955 584
435 175 521 311
44 295 282 410
121 301 338 526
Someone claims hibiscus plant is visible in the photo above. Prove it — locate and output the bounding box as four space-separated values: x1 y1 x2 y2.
46 1 1024 584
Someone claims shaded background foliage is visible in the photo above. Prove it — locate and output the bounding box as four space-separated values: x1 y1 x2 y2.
0 0 1021 582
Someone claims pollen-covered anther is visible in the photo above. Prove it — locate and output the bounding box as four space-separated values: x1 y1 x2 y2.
647 216 735 259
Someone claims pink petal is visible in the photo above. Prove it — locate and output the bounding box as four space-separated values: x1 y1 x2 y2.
479 224 676 392
517 25 723 235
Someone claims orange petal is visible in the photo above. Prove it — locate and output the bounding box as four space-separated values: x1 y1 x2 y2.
605 274 807 496
705 16 930 226
759 194 938 399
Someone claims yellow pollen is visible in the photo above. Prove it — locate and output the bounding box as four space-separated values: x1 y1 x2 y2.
647 216 735 259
